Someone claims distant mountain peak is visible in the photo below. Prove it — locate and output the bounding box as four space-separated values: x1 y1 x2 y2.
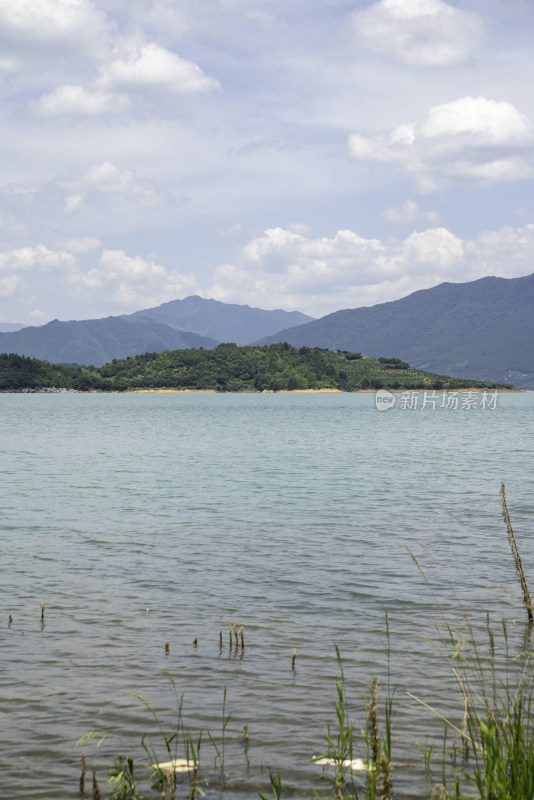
126 295 314 345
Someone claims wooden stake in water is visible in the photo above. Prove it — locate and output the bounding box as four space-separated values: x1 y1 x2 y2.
501 482 533 623
8 614 12 627
219 628 223 649
291 648 297 670
193 637 198 647
40 602 45 623
239 625 244 650
80 755 87 792
228 622 233 650
165 642 170 654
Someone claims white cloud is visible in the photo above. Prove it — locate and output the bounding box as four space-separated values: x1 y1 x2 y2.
64 193 85 215
350 0 485 66
382 199 440 225
98 41 220 94
99 249 167 281
0 241 200 317
66 248 200 309
0 0 111 58
0 244 76 273
348 96 534 191
207 223 534 317
0 275 19 298
57 237 101 253
465 223 534 272
34 85 130 118
0 183 38 212
56 161 167 213
130 0 189 41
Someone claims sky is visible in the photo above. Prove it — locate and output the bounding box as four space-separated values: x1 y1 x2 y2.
1 0 534 325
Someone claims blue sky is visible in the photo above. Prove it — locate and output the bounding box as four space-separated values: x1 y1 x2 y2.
1 0 534 324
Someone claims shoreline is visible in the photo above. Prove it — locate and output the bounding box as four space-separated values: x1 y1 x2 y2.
1 386 525 394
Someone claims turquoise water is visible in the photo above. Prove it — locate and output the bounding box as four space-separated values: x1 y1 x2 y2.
1 392 533 798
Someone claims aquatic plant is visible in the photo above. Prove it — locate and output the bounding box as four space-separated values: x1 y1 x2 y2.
108 754 137 800
126 670 190 799
409 611 534 798
259 770 283 800
312 645 358 799
207 685 232 780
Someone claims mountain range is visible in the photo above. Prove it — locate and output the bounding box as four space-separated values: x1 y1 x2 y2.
0 274 532 386
258 273 534 389
0 297 312 366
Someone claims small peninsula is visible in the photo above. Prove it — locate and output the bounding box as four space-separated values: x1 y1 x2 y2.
0 343 514 392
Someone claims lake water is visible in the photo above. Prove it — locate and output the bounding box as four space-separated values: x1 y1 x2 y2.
1 391 533 799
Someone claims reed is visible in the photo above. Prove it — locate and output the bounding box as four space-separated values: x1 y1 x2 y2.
184 729 203 800
500 482 533 622
126 670 187 799
312 645 357 799
409 611 534 799
207 685 232 780
367 678 379 764
291 648 297 671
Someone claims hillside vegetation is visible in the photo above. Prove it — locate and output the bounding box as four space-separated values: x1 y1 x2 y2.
0 344 513 392
258 273 534 389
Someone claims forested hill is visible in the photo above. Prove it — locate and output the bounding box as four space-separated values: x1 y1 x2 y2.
257 273 534 389
0 344 513 392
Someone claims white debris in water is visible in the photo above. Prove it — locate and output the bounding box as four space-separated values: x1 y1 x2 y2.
313 757 371 772
152 759 197 773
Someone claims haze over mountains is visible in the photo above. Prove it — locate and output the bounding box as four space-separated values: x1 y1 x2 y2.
0 297 312 366
258 273 534 389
